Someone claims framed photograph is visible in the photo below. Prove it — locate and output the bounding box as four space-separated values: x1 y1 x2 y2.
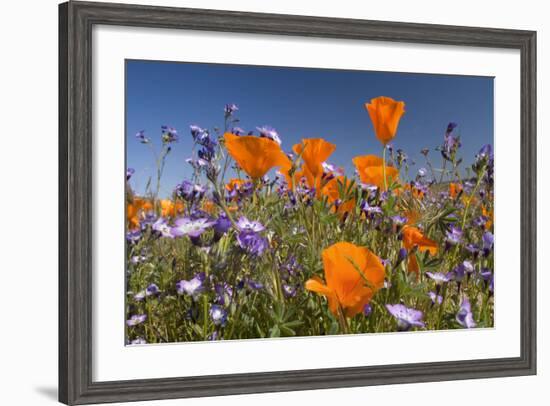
59 1 536 404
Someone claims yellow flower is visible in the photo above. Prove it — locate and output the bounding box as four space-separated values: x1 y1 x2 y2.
305 242 385 317
365 96 406 145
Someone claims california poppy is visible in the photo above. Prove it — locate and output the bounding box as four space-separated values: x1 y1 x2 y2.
321 176 356 216
225 178 245 193
482 204 494 230
398 183 425 200
402 226 438 274
365 96 406 145
201 199 217 215
127 197 153 230
224 133 291 179
353 155 399 190
449 182 463 199
160 199 185 218
305 242 385 317
292 138 336 192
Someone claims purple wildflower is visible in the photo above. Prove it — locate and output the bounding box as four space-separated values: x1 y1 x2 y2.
126 314 147 327
428 291 443 305
213 283 230 306
237 231 267 256
445 225 463 245
214 213 232 235
135 130 150 144
190 125 205 141
224 103 239 117
386 304 425 331
361 200 383 215
482 231 494 250
146 283 159 296
256 125 282 145
152 217 173 238
247 280 264 290
283 284 297 298
236 216 265 233
322 162 344 176
171 217 215 238
456 297 477 328
130 337 147 345
426 272 452 284
126 229 141 244
186 157 209 171
126 168 135 180
176 273 205 299
161 125 178 143
231 127 245 135
396 247 408 266
462 260 474 274
363 303 373 317
209 305 228 326
391 215 408 226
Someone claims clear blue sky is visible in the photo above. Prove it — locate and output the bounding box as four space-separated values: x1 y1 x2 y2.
126 60 493 197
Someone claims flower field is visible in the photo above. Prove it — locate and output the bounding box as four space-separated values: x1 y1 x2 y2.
125 97 494 344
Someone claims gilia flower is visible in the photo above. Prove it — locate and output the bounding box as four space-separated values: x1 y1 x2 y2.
386 304 425 331
223 133 291 179
456 297 477 328
292 138 336 192
305 242 385 317
353 155 399 190
402 226 438 274
365 96 406 145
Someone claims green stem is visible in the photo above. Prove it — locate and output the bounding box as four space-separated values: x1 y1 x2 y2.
337 306 349 334
382 145 388 191
202 295 209 339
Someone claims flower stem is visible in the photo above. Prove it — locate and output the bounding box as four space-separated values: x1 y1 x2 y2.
382 145 388 191
337 306 349 334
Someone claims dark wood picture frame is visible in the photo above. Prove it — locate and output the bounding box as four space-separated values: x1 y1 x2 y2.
59 1 537 404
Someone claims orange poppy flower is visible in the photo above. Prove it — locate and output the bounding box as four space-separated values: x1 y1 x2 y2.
305 242 385 317
292 138 336 191
365 96 406 145
449 182 463 199
403 209 421 226
402 226 438 274
201 199 217 215
482 204 494 230
225 178 246 193
224 133 291 179
321 176 356 216
160 199 185 218
402 183 425 199
127 197 153 230
353 155 399 190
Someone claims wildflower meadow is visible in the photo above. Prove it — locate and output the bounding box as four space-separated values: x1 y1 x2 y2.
125 94 494 344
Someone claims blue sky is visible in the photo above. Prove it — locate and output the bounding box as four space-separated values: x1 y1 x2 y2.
126 60 493 197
